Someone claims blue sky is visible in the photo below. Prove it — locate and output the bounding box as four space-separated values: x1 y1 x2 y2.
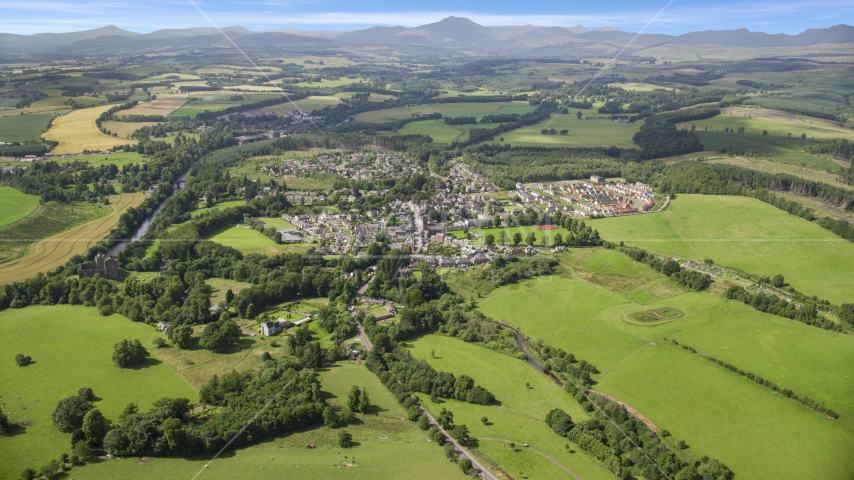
1 0 852 35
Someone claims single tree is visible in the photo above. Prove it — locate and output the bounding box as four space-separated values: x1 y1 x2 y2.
338 430 353 448
81 408 109 446
576 111 583 120
437 408 454 429
512 232 523 246
171 324 193 349
485 234 495 246
51 396 93 433
15 353 32 366
78 387 95 400
526 231 536 246
772 274 785 288
459 458 473 473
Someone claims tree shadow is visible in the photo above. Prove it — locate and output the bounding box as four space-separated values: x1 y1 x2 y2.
4 425 28 437
361 404 388 415
127 357 162 370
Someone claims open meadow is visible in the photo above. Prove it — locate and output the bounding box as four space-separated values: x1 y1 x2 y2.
355 102 513 123
406 334 616 480
66 363 466 480
42 105 135 154
592 194 854 304
0 187 40 227
476 267 854 480
205 223 314 256
256 95 342 113
0 112 55 143
487 110 642 148
0 193 145 283
397 119 463 144
0 305 196 479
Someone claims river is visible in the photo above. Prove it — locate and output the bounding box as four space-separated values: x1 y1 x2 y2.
107 172 187 255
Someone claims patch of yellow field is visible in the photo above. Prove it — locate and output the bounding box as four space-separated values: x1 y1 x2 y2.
119 98 187 117
0 193 145 283
100 121 162 139
42 105 134 154
609 82 674 92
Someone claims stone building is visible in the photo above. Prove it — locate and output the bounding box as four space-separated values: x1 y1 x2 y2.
77 254 119 280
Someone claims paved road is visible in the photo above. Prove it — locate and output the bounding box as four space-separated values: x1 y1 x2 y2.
347 274 374 350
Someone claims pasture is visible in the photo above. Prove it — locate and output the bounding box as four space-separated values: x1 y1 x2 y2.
488 111 642 148
0 305 196 480
42 105 135 154
100 120 161 139
592 194 854 304
0 193 145 283
397 120 462 144
355 102 511 123
205 277 253 304
477 273 854 480
191 200 246 217
0 186 40 227
406 335 615 480
68 363 465 480
205 224 313 256
0 112 54 142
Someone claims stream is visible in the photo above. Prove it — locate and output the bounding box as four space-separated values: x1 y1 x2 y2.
107 172 187 256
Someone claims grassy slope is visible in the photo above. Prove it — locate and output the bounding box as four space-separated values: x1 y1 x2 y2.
0 187 40 227
355 102 509 123
69 363 466 480
0 306 196 479
0 112 54 142
477 270 854 480
488 110 641 148
406 335 615 480
397 120 462 144
205 277 254 304
592 194 854 304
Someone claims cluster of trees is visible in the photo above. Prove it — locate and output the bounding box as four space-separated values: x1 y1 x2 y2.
672 339 838 418
461 144 660 189
443 116 476 125
723 285 838 330
480 113 520 123
0 161 119 203
103 360 324 456
532 341 598 387
632 118 704 159
540 128 569 135
112 339 149 367
556 383 733 480
610 244 712 291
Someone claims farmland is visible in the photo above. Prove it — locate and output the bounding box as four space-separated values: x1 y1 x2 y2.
256 95 342 113
397 119 463 144
66 363 465 480
0 193 145 282
0 305 196 480
355 102 513 123
205 223 314 256
42 105 134 154
0 112 54 143
485 110 642 148
592 194 854 304
100 120 161 139
476 269 854 480
0 186 40 227
406 334 616 480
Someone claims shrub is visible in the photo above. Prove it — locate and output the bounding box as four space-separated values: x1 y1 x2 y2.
337 430 353 448
77 387 95 400
15 353 32 366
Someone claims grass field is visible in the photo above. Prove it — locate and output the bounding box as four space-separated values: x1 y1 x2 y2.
67 363 465 480
0 305 196 479
0 187 40 227
0 112 54 142
206 277 253 304
486 111 641 148
397 120 462 144
355 102 511 123
0 193 145 283
259 217 296 230
256 96 342 113
592 194 854 304
205 224 314 256
192 200 246 217
406 335 615 480
476 273 854 480
42 105 135 154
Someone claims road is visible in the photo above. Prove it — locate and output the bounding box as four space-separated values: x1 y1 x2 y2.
348 274 497 480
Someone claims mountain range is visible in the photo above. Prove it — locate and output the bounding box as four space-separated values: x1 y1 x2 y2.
1 16 852 56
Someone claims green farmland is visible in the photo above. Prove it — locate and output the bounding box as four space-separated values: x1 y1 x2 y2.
205 223 313 256
0 186 40 227
0 306 196 479
68 363 466 480
0 112 54 142
476 270 854 480
592 194 854 304
355 102 513 123
397 119 463 144
488 110 642 148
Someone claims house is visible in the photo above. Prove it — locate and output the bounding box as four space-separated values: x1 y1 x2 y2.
156 322 170 332
590 175 607 183
260 322 284 336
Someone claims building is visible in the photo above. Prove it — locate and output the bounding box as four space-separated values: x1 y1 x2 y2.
78 254 119 280
156 322 170 332
590 175 607 183
260 322 284 336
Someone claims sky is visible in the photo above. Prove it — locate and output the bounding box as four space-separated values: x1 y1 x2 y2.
0 0 852 35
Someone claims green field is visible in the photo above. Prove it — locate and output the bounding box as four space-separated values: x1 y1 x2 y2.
488 110 642 148
0 187 40 227
0 112 54 142
68 363 466 480
676 111 854 144
407 335 615 480
397 120 462 144
593 194 854 304
477 273 854 480
205 223 313 256
205 277 254 304
192 200 246 217
0 306 196 479
355 102 511 123
259 217 296 230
